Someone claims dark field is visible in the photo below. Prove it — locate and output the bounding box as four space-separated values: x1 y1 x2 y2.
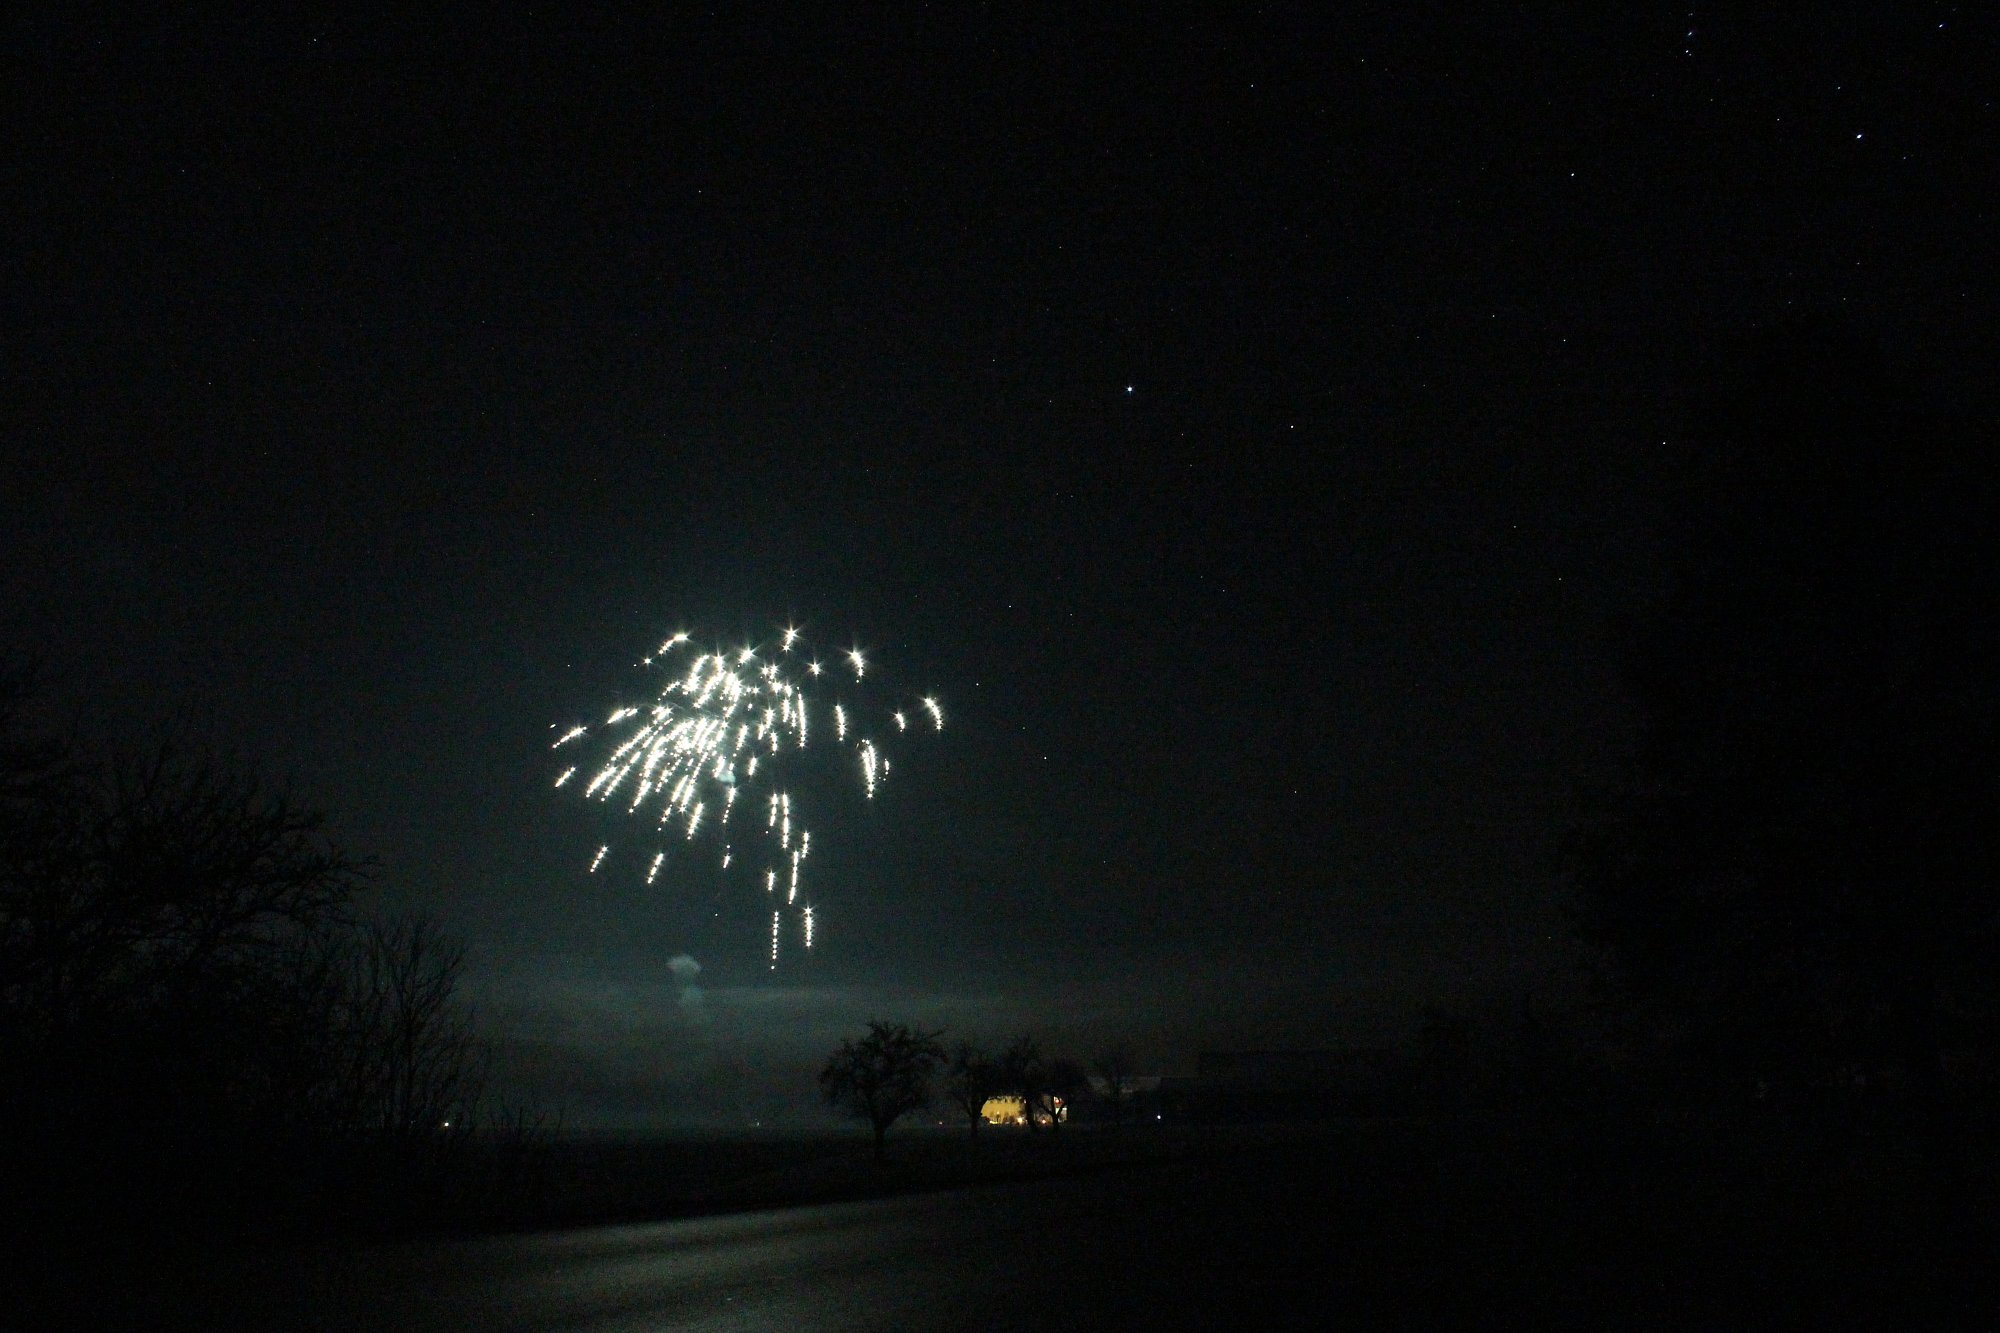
21 1117 1998 1330
478 1122 1240 1225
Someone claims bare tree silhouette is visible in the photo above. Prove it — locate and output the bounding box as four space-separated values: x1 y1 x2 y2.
0 680 491 1234
943 1040 1001 1138
819 1022 945 1161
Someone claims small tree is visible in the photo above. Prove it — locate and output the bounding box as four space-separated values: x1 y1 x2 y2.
334 914 483 1143
1037 1057 1084 1130
819 1021 945 1161
997 1036 1080 1130
943 1040 1002 1139
997 1035 1046 1132
1093 1046 1138 1128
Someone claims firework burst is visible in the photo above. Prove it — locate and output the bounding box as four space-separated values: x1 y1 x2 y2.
553 627 942 966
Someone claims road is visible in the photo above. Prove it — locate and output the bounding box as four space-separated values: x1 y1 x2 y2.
185 1150 1429 1332
30 1130 1960 1329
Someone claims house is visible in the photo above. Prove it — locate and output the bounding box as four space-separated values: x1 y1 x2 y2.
979 1095 1067 1125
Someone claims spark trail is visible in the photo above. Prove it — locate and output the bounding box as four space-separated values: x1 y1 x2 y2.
554 627 942 966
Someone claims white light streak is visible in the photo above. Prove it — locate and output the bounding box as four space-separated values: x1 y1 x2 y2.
555 625 942 959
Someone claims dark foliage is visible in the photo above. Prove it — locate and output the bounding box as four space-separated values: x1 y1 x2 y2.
1571 321 2000 1139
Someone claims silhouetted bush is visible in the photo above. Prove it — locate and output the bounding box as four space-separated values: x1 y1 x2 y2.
0 673 500 1240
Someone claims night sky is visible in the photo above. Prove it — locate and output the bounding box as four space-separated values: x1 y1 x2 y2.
5 6 1995 1125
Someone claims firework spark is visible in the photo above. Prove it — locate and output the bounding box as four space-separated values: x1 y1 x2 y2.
555 627 941 966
